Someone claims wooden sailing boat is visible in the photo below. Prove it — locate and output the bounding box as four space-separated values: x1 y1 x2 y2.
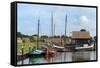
44 13 55 55
30 18 45 56
52 15 67 52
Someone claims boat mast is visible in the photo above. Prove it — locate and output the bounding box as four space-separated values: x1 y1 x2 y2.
64 14 67 61
37 17 40 49
54 23 55 37
64 15 67 45
51 12 54 46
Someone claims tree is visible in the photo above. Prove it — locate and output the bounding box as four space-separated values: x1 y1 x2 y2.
32 34 38 37
29 36 35 42
17 32 22 37
40 35 48 39
80 29 86 32
61 35 68 38
23 35 30 37
54 35 60 38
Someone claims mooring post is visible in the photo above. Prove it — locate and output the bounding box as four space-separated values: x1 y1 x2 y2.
22 47 24 65
29 46 31 53
29 46 31 64
94 40 96 50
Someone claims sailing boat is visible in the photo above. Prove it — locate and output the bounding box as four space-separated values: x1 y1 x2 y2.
52 15 67 52
44 13 55 55
30 18 45 57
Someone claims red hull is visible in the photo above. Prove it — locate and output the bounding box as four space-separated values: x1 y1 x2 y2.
45 50 55 55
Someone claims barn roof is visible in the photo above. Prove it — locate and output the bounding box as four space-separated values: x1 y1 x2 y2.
72 31 91 39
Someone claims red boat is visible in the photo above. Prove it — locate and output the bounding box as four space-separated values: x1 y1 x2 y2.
44 49 55 55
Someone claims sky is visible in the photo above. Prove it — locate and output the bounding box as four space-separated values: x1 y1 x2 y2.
17 3 96 37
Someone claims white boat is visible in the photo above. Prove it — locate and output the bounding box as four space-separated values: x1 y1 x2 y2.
75 44 94 51
52 44 65 49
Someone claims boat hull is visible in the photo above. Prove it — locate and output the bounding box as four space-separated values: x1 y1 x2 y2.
75 46 94 51
29 49 45 57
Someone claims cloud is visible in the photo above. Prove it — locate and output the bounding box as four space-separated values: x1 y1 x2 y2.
79 16 89 23
17 3 96 36
73 15 96 36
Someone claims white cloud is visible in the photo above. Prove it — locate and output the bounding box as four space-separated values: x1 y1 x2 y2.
79 16 89 23
73 16 96 36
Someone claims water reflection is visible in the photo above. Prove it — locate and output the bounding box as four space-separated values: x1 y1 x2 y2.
72 51 90 61
17 51 96 65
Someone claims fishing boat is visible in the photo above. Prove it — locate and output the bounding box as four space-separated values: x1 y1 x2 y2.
29 18 45 57
75 44 94 51
52 44 65 52
42 43 56 55
44 49 55 55
44 13 56 55
30 49 45 56
52 15 67 52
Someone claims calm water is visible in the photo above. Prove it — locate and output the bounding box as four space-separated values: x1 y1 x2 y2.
17 51 96 65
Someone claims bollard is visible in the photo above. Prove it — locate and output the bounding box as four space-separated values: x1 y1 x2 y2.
28 46 31 64
94 41 96 50
22 47 24 65
29 47 31 53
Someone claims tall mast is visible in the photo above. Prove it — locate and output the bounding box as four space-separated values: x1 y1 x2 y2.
37 17 40 49
51 12 54 45
54 23 55 37
51 12 53 39
64 15 67 61
64 15 67 45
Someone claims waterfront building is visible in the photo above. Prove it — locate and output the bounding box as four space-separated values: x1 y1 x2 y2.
72 31 91 47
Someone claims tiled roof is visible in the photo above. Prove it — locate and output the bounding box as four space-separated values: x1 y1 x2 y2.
72 31 90 39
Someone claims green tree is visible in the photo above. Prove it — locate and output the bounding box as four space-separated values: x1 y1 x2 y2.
80 29 86 32
29 36 35 42
17 32 22 37
40 35 48 39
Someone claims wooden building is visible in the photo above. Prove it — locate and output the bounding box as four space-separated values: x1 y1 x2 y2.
72 31 91 47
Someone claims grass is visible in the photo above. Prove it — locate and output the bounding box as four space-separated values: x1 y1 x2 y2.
17 41 45 53
17 38 71 53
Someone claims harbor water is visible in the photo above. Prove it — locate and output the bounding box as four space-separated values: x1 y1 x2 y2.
17 51 96 65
